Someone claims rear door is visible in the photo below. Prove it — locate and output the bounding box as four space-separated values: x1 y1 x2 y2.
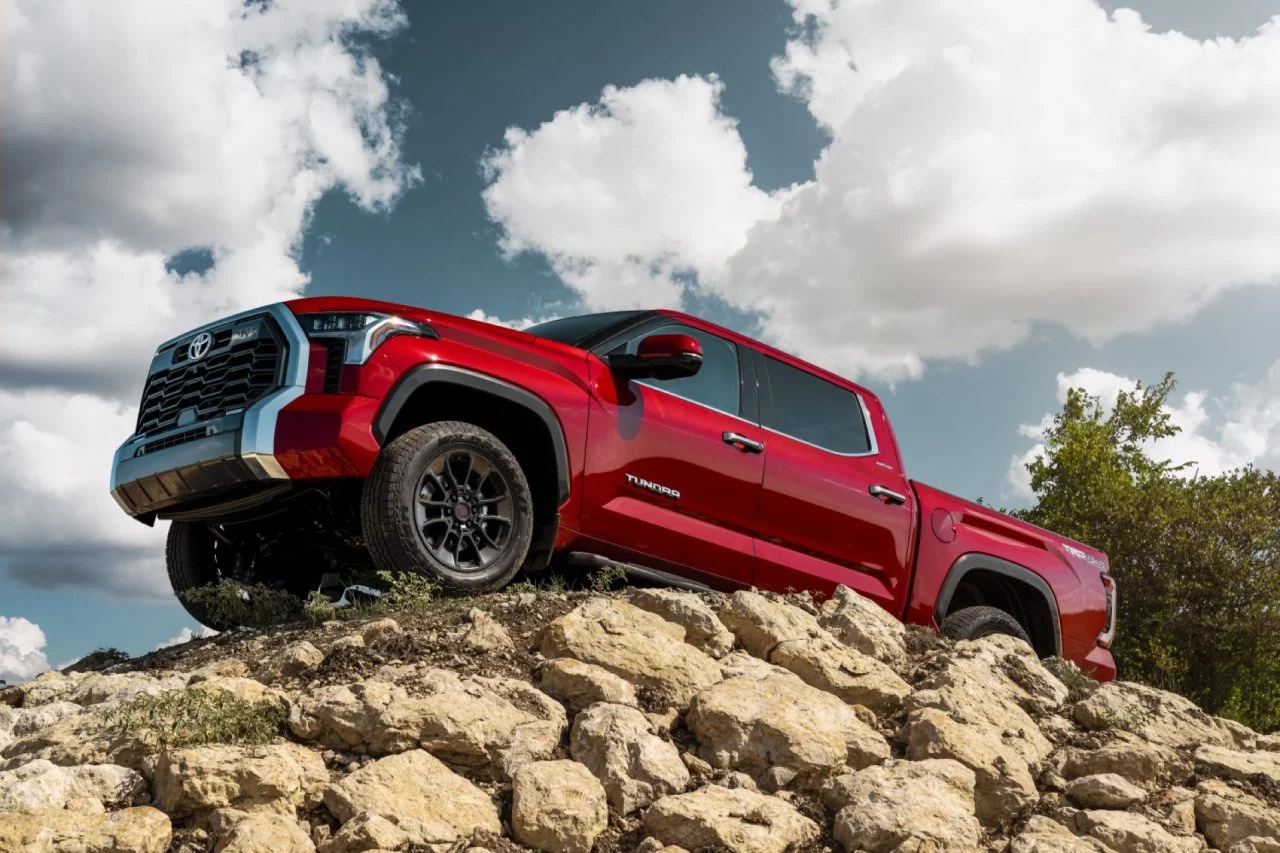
579 321 764 586
752 353 916 613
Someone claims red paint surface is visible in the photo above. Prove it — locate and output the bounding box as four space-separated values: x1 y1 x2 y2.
274 296 1117 679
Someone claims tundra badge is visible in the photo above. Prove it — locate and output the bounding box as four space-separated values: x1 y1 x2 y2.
625 473 680 500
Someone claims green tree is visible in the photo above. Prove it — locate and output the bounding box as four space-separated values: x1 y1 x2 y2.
1018 373 1280 732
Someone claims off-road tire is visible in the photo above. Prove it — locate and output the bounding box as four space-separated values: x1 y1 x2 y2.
361 420 535 593
166 521 232 630
941 605 1032 646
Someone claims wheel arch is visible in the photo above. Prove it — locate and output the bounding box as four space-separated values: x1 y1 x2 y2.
934 553 1062 657
373 365 570 556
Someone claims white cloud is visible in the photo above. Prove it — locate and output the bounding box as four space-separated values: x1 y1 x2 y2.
0 0 419 596
480 74 783 312
0 616 50 684
480 0 1280 383
155 626 219 650
1006 363 1280 499
465 309 553 330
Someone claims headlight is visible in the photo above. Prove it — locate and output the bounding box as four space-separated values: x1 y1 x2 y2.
297 311 438 364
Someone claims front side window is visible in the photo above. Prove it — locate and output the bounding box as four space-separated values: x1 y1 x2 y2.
613 323 741 416
761 356 872 454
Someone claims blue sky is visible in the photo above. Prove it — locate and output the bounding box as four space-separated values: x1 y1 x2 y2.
3 0 1279 676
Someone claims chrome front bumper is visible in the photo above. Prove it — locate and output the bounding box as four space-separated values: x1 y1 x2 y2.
110 303 311 521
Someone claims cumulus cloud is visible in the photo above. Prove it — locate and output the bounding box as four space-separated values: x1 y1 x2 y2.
155 626 219 650
465 309 558 331
1006 363 1280 499
480 0 1280 383
0 616 50 684
481 74 783 312
1 0 419 596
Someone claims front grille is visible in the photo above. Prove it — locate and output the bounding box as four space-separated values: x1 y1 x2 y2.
137 426 214 456
323 341 345 393
135 317 285 438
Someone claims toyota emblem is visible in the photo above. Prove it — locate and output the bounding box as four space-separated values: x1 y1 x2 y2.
188 332 213 361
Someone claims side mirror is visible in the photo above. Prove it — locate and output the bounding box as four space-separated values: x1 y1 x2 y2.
608 333 703 380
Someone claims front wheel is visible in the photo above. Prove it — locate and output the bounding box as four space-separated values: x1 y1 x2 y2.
941 605 1032 646
361 421 534 593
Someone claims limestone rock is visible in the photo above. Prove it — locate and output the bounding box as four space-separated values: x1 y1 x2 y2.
819 584 909 667
825 758 981 853
1227 839 1280 853
361 617 403 645
687 672 890 790
0 806 171 853
1195 779 1280 851
718 590 824 658
1070 808 1202 853
329 634 365 653
316 811 410 853
1073 681 1243 749
1257 733 1280 753
569 703 688 814
0 759 145 812
1064 773 1146 809
1195 743 1280 786
768 632 911 715
288 671 564 775
0 702 81 753
210 808 315 853
1007 816 1109 853
537 599 722 710
901 706 1040 826
628 589 735 658
322 750 501 850
512 760 608 853
535 658 638 714
642 785 820 853
1057 734 1186 785
152 742 327 817
1 706 155 772
460 609 514 653
266 642 325 680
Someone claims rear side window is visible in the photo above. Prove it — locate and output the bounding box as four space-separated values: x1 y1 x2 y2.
761 356 872 454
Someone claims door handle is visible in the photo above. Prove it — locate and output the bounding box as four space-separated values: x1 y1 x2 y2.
869 484 907 505
722 432 765 454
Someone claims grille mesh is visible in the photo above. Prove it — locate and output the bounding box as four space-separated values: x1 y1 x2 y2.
136 321 283 437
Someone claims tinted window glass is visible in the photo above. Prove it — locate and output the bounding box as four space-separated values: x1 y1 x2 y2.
761 357 871 454
615 324 741 416
525 311 645 346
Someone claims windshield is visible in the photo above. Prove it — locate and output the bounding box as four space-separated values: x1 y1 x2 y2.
525 311 646 347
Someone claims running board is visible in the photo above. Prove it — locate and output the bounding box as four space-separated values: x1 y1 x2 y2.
564 552 714 592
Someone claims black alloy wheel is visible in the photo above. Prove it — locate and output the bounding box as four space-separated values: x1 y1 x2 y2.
362 421 534 592
413 448 515 574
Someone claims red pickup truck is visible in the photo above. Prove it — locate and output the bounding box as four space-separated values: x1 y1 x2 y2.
110 297 1117 679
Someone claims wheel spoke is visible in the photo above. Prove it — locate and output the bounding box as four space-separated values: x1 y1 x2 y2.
475 523 502 549
427 472 451 499
452 528 463 565
476 494 505 506
422 516 450 529
459 453 474 491
418 497 453 508
481 515 512 527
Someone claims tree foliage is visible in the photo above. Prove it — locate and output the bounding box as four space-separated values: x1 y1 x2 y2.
1018 373 1280 732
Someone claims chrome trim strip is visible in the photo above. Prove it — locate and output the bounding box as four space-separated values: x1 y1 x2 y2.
240 303 309 464
632 379 759 428
761 391 881 459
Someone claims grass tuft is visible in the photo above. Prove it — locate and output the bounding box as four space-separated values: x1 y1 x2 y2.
105 688 285 749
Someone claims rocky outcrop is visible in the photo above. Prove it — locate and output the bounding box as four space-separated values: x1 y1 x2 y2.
511 759 608 853
569 702 688 814
642 785 820 853
321 749 502 849
1 584 1276 853
537 599 722 709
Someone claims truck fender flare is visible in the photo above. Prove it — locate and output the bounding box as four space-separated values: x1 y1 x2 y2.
373 363 571 504
934 553 1062 656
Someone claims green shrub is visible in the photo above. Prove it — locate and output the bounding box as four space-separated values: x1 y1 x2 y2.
374 571 440 612
590 563 629 592
105 688 285 749
180 580 302 629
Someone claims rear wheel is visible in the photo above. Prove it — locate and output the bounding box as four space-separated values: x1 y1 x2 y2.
941 605 1032 646
361 421 534 593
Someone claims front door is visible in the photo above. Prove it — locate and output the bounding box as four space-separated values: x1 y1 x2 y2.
751 353 916 613
579 322 764 586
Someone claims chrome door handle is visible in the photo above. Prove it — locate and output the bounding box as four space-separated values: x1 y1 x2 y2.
723 432 765 454
869 484 907 505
